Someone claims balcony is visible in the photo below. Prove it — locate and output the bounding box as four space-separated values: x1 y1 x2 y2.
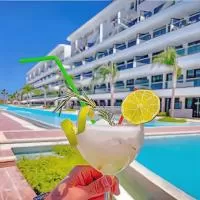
33 75 60 88
70 19 200 76
65 1 200 65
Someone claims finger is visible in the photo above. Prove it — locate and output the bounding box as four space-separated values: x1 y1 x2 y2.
85 175 114 198
111 177 120 195
68 166 103 186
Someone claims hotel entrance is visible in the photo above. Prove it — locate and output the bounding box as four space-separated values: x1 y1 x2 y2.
185 97 200 118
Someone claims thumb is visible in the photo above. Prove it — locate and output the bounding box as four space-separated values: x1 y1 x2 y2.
84 175 120 198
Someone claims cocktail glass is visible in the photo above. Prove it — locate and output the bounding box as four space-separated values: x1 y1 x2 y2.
76 123 144 199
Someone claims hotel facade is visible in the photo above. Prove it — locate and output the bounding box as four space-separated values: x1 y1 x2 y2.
26 0 200 118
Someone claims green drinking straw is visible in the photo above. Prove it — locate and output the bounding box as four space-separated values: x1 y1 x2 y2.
20 56 86 106
20 56 97 124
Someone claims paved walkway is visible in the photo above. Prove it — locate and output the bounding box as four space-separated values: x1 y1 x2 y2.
0 111 200 200
0 166 35 200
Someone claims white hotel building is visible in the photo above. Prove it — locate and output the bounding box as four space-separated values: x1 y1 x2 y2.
26 0 200 118
25 44 71 103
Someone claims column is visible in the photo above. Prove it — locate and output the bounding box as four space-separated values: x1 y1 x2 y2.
100 23 104 43
123 80 126 89
179 97 185 111
117 11 121 25
183 43 188 56
161 97 165 112
113 45 117 54
182 69 187 87
136 34 140 45
149 53 153 64
148 76 151 89
80 74 83 80
75 39 78 50
133 56 137 68
163 73 166 89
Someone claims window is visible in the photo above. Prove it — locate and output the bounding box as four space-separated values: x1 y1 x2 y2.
196 69 200 77
175 45 185 56
188 40 200 46
127 59 134 69
115 43 126 50
189 11 200 23
152 75 163 83
115 99 122 106
136 55 150 64
166 73 172 81
185 98 193 109
139 33 151 41
83 71 92 78
108 48 113 55
117 62 126 71
128 39 136 48
154 3 164 14
115 81 124 87
126 79 134 86
96 84 106 89
174 98 182 109
187 70 195 79
85 57 94 62
153 26 166 38
135 77 148 84
153 50 164 57
74 61 82 67
130 2 134 9
74 75 81 80
188 40 200 55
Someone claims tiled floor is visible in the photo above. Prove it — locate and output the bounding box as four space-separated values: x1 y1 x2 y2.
0 113 29 131
0 166 35 200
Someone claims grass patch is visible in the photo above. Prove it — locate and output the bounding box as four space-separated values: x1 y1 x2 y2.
157 112 168 117
17 145 87 194
158 117 187 123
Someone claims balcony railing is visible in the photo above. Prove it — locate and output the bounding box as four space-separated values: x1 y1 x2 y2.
72 11 200 69
72 1 178 56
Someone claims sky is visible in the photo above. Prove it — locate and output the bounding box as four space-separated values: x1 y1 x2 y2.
0 1 111 95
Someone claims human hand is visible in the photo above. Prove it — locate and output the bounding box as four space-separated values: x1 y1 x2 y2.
45 165 120 200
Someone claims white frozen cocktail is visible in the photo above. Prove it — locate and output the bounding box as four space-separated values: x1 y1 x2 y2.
77 124 144 175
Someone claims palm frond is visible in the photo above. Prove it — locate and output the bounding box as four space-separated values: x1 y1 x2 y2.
176 66 182 78
153 47 177 67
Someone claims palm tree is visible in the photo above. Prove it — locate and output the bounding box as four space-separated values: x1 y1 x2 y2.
22 84 35 106
43 85 49 107
91 62 118 107
1 89 8 104
8 93 16 104
153 47 182 117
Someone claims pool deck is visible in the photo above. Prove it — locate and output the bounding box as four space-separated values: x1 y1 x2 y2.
0 111 200 199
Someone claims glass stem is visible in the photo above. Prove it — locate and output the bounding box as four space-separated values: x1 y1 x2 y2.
104 192 112 200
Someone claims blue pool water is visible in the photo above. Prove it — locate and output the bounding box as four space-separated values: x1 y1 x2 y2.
0 105 77 127
137 136 200 199
0 105 200 127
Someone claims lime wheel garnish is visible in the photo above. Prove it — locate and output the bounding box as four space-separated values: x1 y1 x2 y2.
121 90 160 125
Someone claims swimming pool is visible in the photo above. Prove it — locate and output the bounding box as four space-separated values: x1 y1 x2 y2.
137 135 200 199
0 105 199 128
0 105 77 128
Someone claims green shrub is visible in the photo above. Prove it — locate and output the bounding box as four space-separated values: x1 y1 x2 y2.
157 112 167 117
158 117 187 123
17 145 87 194
52 145 80 157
